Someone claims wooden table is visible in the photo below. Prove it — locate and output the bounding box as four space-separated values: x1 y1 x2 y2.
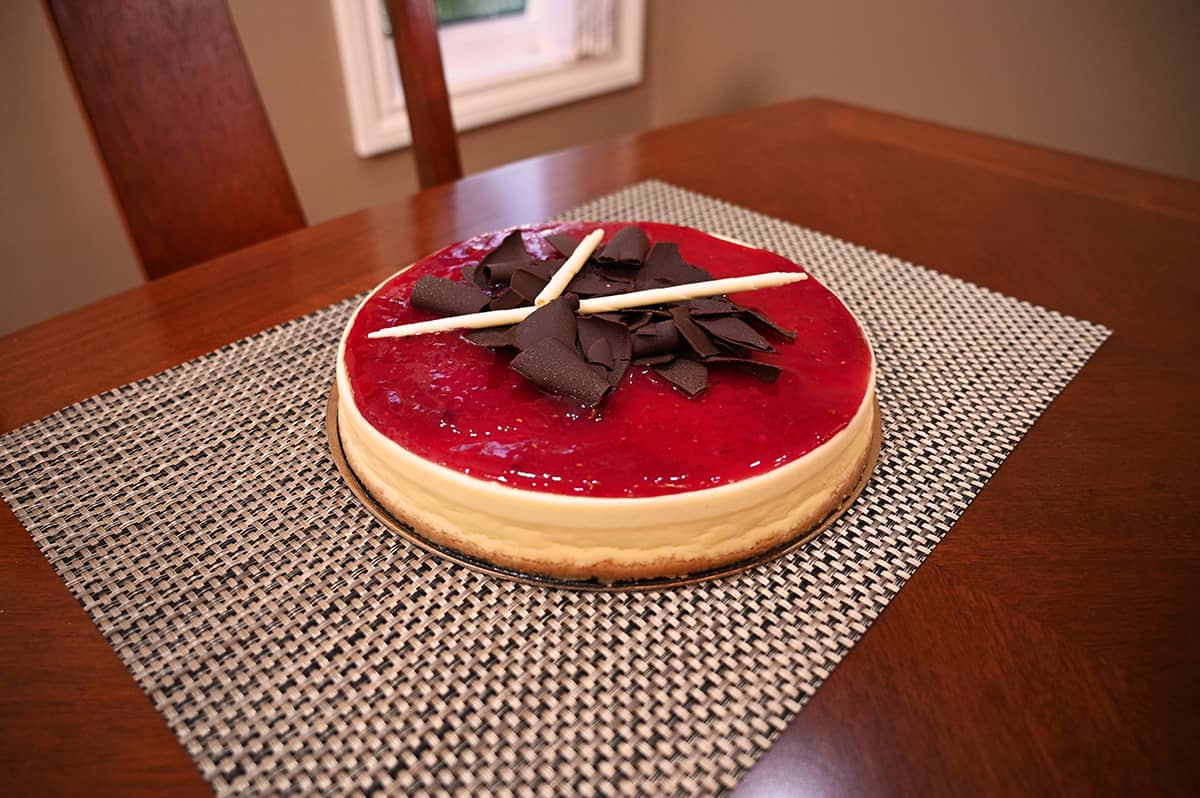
2 99 1197 796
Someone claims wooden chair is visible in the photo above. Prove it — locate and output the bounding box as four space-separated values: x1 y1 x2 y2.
47 0 462 281
46 0 307 280
384 0 465 189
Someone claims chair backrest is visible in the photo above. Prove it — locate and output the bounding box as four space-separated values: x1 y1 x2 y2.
49 0 463 279
384 0 464 189
47 0 306 280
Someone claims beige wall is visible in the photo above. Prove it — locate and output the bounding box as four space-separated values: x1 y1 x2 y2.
4 0 1198 335
2 2 143 335
643 0 1200 178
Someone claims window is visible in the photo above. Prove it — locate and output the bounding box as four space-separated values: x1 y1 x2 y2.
433 1 526 27
331 0 645 157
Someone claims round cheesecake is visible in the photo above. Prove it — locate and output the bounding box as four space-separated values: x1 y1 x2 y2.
335 222 876 582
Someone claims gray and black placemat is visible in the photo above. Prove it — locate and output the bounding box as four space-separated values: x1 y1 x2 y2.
0 180 1110 796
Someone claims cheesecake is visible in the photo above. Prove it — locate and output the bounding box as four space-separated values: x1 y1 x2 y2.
335 222 876 582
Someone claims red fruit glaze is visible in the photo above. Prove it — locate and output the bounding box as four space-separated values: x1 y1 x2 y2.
342 222 873 498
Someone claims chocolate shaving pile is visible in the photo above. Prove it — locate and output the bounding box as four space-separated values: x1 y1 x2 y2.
409 226 798 406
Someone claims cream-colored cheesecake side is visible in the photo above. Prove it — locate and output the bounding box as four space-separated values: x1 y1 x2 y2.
336 319 875 578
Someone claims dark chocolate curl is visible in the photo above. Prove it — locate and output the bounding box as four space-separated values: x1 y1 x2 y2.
478 230 533 284
668 305 721 358
738 304 798 340
543 233 581 259
607 358 631 387
566 270 632 297
585 337 614 368
693 315 774 351
620 311 654 331
653 358 708 397
597 226 649 265
635 243 714 289
525 259 564 280
578 316 631 363
410 274 491 316
464 327 515 348
511 338 611 407
489 288 528 311
579 315 632 385
593 264 638 285
686 297 737 315
470 265 491 289
511 294 579 352
631 319 681 357
509 268 550 302
713 342 750 359
707 356 782 383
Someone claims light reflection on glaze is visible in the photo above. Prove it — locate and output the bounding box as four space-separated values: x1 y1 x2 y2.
344 222 873 498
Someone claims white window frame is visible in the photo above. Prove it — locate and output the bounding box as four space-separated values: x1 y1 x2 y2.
331 0 646 158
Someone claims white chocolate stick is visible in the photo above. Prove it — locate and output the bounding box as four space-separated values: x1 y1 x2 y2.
366 271 807 339
533 228 604 306
578 271 806 314
366 306 532 339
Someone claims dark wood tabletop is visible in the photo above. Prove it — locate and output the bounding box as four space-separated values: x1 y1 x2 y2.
2 99 1197 796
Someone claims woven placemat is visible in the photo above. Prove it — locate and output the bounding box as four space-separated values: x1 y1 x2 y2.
1 181 1109 796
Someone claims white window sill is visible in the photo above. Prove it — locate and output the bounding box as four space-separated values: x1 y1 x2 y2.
331 0 646 158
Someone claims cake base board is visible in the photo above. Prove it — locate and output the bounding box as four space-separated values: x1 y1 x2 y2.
326 384 881 592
